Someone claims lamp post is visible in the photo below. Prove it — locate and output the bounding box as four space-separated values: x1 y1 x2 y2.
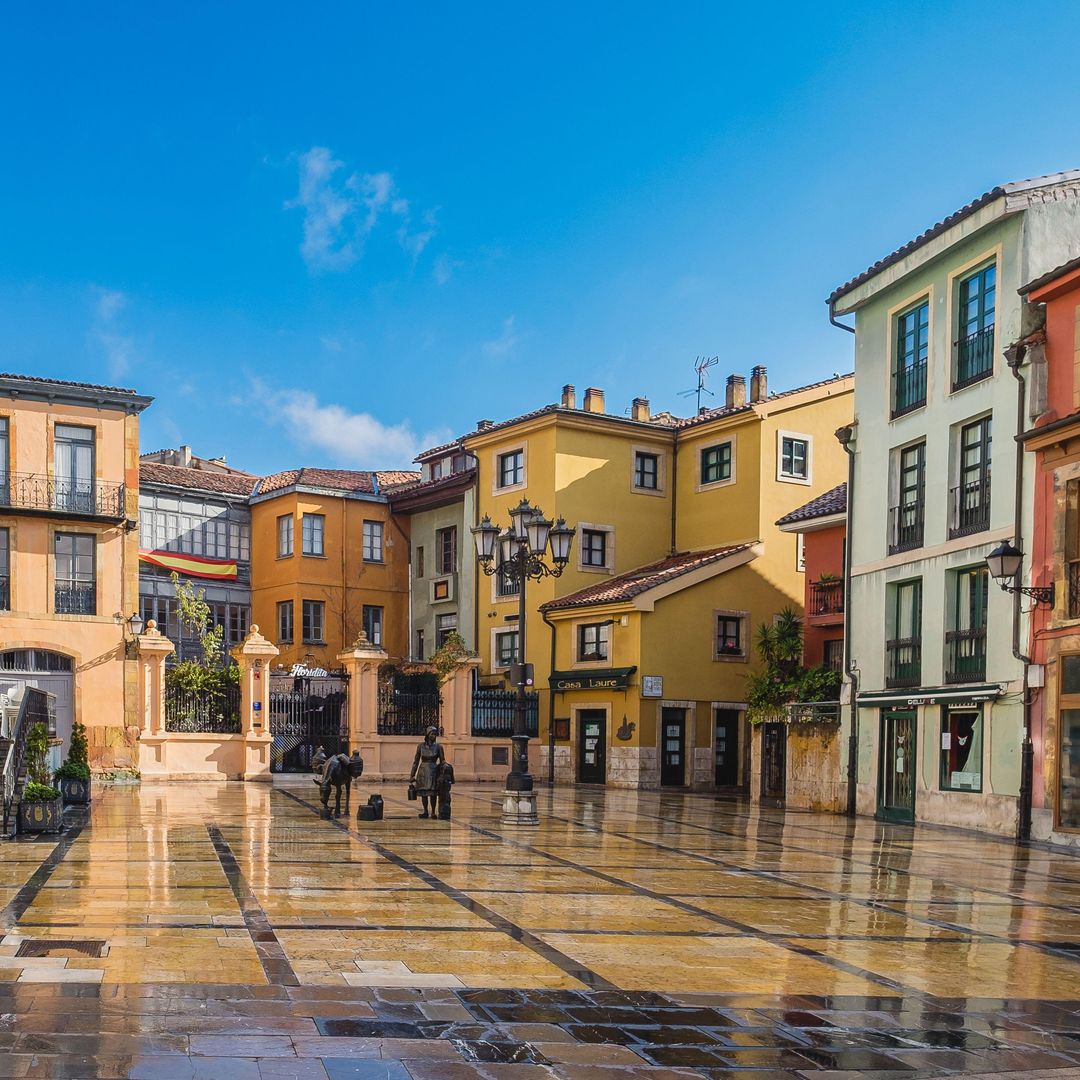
473 500 575 825
985 540 1055 607
118 611 145 658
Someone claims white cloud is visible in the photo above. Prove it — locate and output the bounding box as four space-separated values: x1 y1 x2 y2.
319 335 343 353
252 380 450 468
433 254 461 285
482 315 519 357
90 286 136 381
286 147 437 274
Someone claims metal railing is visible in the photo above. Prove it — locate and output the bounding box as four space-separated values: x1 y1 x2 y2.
885 637 922 688
888 500 924 554
949 475 991 538
54 583 95 615
809 579 844 616
787 701 841 725
892 360 927 418
2 687 51 836
471 688 540 738
0 473 125 520
1070 560 1080 620
945 627 987 684
495 567 520 597
165 682 242 733
377 685 442 736
0 575 8 611
954 326 995 390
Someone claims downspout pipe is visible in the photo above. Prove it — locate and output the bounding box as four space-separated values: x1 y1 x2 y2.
541 608 558 785
829 297 856 335
1005 341 1034 844
837 423 859 817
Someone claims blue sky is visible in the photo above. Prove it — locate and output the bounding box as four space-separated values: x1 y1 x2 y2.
3 2 1080 471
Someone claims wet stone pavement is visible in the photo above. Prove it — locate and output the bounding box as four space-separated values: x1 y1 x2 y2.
4 780 1080 1076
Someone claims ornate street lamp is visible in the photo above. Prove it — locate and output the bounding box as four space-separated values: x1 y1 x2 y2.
985 540 1054 607
472 498 576 825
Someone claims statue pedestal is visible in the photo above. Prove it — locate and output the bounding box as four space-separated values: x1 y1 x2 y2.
501 789 539 826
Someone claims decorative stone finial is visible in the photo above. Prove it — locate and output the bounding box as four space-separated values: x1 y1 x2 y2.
251 624 259 635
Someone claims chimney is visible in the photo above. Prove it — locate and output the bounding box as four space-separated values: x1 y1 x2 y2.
583 387 605 414
179 444 192 468
476 419 494 432
561 383 576 409
725 375 747 409
631 397 650 422
750 365 767 403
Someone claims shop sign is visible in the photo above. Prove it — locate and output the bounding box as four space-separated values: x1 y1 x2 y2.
549 667 637 691
291 663 329 678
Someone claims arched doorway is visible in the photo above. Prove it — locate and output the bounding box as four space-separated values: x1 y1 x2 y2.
0 649 75 750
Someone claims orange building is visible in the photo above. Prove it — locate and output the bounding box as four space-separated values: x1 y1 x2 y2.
248 468 417 670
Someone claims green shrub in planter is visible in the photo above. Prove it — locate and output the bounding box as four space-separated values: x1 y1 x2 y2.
19 780 63 834
55 720 92 804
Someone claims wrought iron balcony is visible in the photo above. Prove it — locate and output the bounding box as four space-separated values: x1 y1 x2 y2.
809 579 844 617
892 359 927 418
945 627 987 684
885 637 921 688
0 575 8 611
953 326 995 390
54 583 95 615
949 476 991 538
0 472 125 521
888 500 925 554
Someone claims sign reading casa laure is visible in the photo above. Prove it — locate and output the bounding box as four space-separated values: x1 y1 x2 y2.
549 667 637 691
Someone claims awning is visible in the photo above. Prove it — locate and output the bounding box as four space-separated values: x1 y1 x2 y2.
140 550 238 582
857 683 1003 708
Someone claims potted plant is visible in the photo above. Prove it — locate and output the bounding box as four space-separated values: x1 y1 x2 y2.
55 718 91 804
19 721 64 834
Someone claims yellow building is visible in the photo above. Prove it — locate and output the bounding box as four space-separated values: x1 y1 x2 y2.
459 370 853 789
0 373 152 771
248 467 417 670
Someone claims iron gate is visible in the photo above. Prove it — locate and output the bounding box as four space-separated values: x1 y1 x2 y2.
268 673 349 773
760 722 787 807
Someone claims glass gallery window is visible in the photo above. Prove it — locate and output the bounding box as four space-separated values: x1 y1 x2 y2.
940 707 982 792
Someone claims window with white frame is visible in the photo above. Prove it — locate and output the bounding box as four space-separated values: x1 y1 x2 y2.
497 449 525 489
363 520 384 562
714 611 747 660
278 514 293 557
301 513 324 556
494 629 520 668
435 612 458 647
633 450 659 491
778 433 811 482
577 622 610 663
579 524 613 572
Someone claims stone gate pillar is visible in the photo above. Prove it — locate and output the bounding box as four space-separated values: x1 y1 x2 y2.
337 632 388 750
443 657 481 738
136 619 175 776
231 625 280 782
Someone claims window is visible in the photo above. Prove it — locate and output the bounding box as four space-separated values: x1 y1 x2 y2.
495 630 520 668
277 600 293 643
886 580 922 688
796 533 805 573
893 300 929 417
415 545 425 578
946 567 988 683
823 639 843 672
715 612 746 659
581 529 607 568
951 417 991 537
301 514 325 556
1059 656 1080 827
780 435 810 481
497 449 524 488
955 264 996 389
701 443 733 485
577 622 610 663
634 451 659 491
277 514 293 557
363 604 383 646
363 520 384 562
54 533 95 614
941 708 983 792
496 536 520 597
890 441 925 553
0 527 8 610
435 612 458 648
415 628 425 661
301 600 324 643
53 424 95 513
436 526 457 575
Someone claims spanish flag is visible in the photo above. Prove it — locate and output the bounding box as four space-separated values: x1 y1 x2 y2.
140 550 238 582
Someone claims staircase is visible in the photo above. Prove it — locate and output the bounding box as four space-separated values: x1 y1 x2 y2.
2 689 45 839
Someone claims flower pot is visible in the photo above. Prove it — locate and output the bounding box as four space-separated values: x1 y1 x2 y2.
18 796 64 834
59 776 91 805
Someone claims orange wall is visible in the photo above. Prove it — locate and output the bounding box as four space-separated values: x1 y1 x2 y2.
801 523 845 668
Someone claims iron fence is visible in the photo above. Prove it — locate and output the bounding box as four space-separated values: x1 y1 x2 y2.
949 475 991 538
885 637 922 689
892 359 927 418
54 584 95 615
471 687 539 738
888 500 925 554
165 681 242 733
809 579 844 616
0 472 125 520
953 326 995 390
377 684 442 736
945 628 987 684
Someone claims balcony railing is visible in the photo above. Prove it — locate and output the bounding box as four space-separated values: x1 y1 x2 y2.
945 627 987 684
55 583 95 615
892 360 927 418
949 475 991 538
888 500 925 554
0 472 125 521
0 575 8 611
954 326 995 390
886 637 921 688
809 579 844 616
1070 560 1080 620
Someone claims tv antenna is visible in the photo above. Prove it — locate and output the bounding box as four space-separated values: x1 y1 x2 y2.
678 355 719 414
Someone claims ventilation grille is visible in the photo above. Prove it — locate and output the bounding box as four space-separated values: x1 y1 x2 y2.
15 938 107 958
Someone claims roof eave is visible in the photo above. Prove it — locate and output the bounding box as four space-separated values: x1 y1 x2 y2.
0 375 154 413
776 512 846 534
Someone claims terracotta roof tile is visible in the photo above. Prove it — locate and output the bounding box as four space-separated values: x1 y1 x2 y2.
0 371 141 395
255 467 419 496
775 483 847 527
676 373 853 429
541 544 755 612
139 462 258 497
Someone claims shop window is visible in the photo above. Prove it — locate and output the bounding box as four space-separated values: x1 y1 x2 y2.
940 708 983 792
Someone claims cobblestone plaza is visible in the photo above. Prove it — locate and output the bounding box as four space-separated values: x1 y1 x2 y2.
4 782 1080 1077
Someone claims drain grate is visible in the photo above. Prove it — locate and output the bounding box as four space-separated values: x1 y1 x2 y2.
15 938 107 958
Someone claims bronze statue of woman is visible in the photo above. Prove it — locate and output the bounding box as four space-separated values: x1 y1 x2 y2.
410 725 445 819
